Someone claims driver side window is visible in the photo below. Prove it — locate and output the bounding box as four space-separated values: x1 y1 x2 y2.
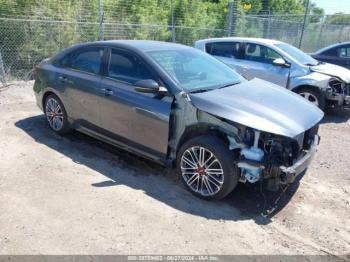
244 43 282 64
108 49 156 85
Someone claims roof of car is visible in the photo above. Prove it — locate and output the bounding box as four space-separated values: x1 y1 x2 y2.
195 37 284 45
78 40 191 52
315 41 350 54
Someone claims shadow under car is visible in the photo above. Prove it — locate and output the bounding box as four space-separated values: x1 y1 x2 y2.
15 114 304 225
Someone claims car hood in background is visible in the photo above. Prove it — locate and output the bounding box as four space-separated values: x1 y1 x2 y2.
311 63 350 83
189 78 324 138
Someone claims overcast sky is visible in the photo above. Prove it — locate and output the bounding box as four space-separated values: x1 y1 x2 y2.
314 0 350 14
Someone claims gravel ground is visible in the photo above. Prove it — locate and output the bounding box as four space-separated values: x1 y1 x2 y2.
0 81 349 257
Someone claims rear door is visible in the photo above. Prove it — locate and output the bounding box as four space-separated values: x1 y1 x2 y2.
337 45 350 69
205 41 247 74
99 48 172 158
239 42 290 87
56 46 105 128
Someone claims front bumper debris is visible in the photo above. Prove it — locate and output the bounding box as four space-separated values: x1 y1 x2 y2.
280 135 320 184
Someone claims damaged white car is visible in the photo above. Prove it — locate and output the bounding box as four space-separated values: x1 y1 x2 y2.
195 37 350 111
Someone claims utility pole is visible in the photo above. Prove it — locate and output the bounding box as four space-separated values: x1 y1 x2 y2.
98 0 104 41
171 0 176 42
299 0 310 48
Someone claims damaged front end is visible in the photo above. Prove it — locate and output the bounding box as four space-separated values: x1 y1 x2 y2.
182 78 324 192
310 64 350 108
228 124 320 191
325 78 350 108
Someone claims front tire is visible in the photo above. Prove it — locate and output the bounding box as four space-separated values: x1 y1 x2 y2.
296 87 325 110
44 94 71 134
177 136 239 200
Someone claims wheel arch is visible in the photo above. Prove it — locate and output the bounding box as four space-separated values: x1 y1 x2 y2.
291 84 326 110
42 90 65 113
291 84 323 94
175 123 230 157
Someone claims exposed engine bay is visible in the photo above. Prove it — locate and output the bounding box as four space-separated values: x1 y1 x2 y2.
228 124 320 191
326 78 350 108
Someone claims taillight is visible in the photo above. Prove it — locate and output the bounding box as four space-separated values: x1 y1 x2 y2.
34 65 40 78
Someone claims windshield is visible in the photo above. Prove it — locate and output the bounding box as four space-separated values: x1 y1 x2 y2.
275 43 319 66
147 49 244 92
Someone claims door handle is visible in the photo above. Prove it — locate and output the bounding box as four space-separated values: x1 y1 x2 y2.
58 76 66 82
102 88 114 96
58 76 74 85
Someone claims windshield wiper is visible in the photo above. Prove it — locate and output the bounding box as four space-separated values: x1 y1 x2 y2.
188 88 213 94
189 82 240 94
217 81 240 89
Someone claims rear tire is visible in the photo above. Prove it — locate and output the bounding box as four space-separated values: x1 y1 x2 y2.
177 135 239 200
296 87 325 111
44 94 72 135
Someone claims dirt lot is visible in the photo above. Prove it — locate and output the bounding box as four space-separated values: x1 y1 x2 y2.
0 81 349 257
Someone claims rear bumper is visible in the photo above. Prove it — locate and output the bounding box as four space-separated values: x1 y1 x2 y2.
280 135 319 184
34 90 43 111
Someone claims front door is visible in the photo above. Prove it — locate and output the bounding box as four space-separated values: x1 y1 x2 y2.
99 48 172 158
240 43 290 87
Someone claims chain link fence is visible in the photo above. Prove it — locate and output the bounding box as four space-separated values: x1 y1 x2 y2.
0 0 349 81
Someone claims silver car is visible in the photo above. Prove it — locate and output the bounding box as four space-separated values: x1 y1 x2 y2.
195 37 350 110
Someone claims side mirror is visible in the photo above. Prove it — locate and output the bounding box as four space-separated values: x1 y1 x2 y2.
273 58 290 68
134 79 167 94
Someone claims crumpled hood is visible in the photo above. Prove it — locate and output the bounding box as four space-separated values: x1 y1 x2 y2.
311 63 350 83
189 78 324 138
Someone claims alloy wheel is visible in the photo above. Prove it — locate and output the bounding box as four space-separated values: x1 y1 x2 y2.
45 98 64 131
180 146 224 197
299 92 319 107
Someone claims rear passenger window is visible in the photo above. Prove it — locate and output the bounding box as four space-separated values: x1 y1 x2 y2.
339 45 350 57
108 49 155 84
244 43 282 64
206 42 241 58
70 47 103 74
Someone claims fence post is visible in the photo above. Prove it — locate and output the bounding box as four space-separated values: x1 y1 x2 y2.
298 0 310 48
317 22 324 49
98 0 104 40
267 10 271 38
171 0 176 42
227 0 236 37
0 50 6 85
263 10 271 38
338 24 345 42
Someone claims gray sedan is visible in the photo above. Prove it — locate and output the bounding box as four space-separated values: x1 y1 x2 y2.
195 37 350 110
34 40 323 200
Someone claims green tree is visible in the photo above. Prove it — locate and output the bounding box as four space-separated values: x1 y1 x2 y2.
326 12 350 25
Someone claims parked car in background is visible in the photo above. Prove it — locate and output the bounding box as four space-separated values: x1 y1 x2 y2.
34 40 323 200
310 42 350 69
195 37 350 111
